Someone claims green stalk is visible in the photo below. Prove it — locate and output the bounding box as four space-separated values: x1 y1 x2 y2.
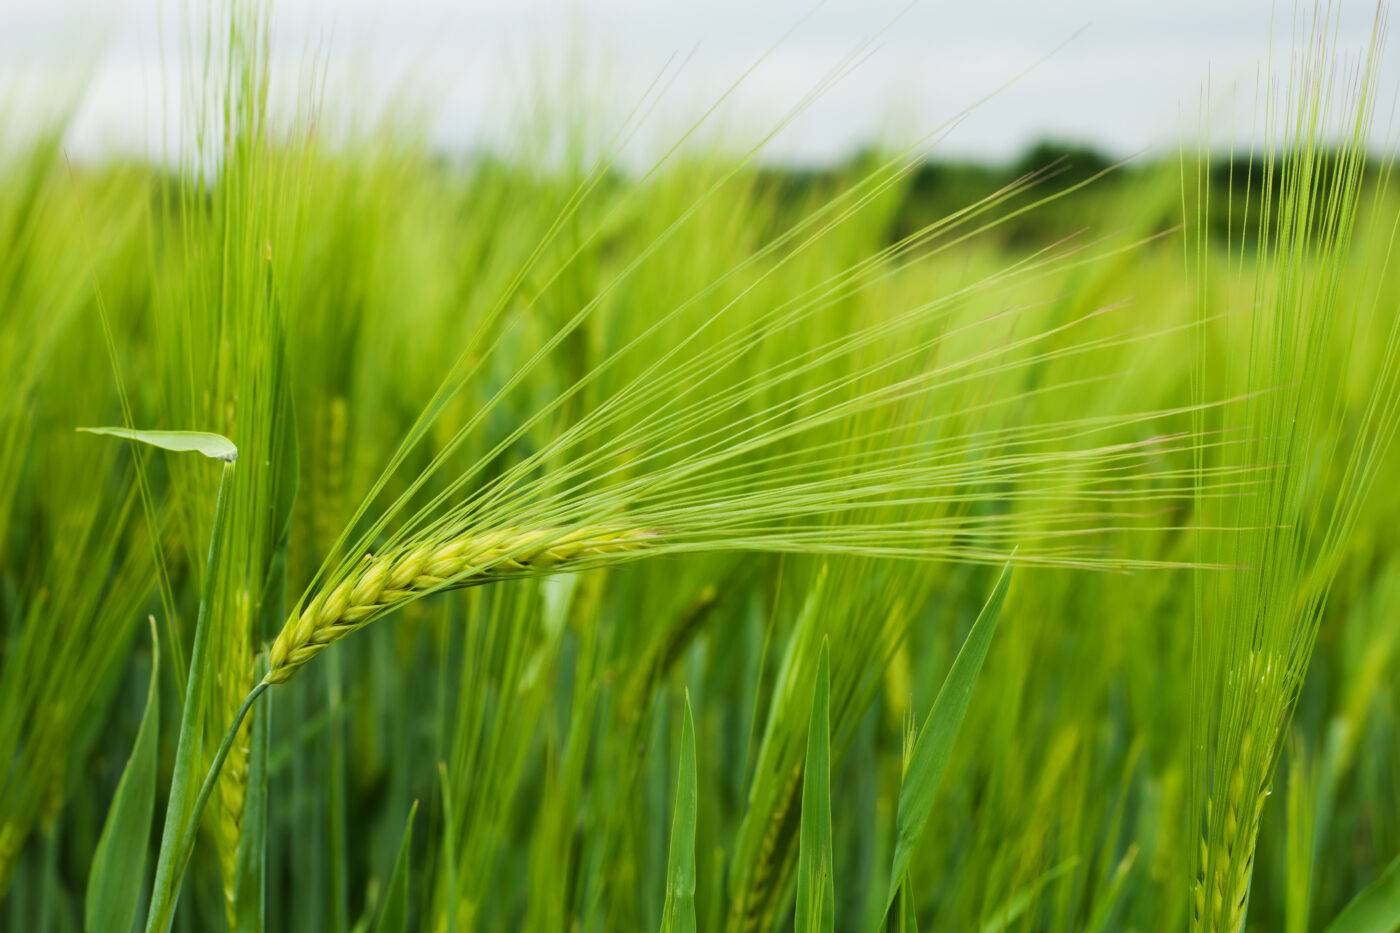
145 460 235 933
182 682 268 879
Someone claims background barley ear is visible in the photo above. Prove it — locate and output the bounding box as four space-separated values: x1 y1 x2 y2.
1193 717 1273 933
212 726 252 926
728 762 803 932
1185 5 1400 930
207 590 256 927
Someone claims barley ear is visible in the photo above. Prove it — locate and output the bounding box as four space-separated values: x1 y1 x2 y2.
266 526 653 685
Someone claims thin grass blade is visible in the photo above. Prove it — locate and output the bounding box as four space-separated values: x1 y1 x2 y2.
85 618 161 933
660 693 698 933
884 560 1013 915
373 801 419 933
795 641 834 933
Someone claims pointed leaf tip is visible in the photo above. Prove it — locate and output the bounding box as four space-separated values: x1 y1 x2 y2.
884 559 1013 915
373 800 419 933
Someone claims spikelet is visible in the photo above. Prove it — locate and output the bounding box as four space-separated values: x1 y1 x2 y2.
1193 755 1269 932
265 525 653 684
1191 651 1279 933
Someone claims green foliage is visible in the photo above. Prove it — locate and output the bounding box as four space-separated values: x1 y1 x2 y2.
1 3 1398 932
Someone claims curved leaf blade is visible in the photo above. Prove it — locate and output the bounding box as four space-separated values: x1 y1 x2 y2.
77 427 237 462
1326 854 1400 933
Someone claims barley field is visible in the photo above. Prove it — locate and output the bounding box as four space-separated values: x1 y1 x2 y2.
2 2 1400 931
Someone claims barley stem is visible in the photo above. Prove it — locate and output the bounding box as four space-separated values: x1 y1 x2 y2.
175 680 269 906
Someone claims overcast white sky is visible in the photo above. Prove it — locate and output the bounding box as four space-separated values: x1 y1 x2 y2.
3 0 1397 164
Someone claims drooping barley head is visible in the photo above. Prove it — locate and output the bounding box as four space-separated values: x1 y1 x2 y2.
265 525 653 684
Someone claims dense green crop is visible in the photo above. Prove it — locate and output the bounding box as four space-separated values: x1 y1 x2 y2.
2 3 1399 931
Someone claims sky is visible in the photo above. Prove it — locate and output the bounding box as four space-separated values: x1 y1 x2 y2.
3 0 1397 165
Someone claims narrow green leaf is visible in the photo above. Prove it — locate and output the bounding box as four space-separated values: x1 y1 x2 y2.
884 561 1013 915
1326 853 1400 933
85 618 161 933
373 801 419 933
77 426 237 462
795 642 834 933
660 693 698 933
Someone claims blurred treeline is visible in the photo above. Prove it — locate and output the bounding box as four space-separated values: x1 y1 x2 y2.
758 139 1388 249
